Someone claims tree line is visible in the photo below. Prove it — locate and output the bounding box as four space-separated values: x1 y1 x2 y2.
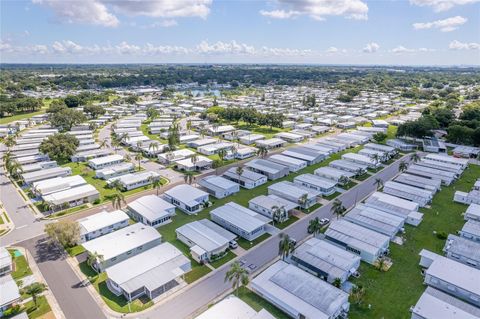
204 106 285 129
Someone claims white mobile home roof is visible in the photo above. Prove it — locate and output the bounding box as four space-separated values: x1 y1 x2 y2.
444 234 480 264
384 181 433 198
367 191 419 212
210 202 270 233
394 173 441 192
364 143 395 153
127 195 175 223
245 159 288 175
268 154 307 168
196 295 275 319
412 287 480 319
176 219 236 253
164 184 209 206
251 261 349 319
198 175 239 192
293 174 337 189
293 238 361 280
249 195 298 212
345 204 404 238
426 255 480 296
425 154 469 167
105 242 190 294
109 171 160 186
466 203 480 220
314 166 354 179
33 175 87 195
268 181 321 200
42 184 99 206
79 210 129 235
326 220 390 256
22 166 71 183
83 224 161 261
88 154 123 166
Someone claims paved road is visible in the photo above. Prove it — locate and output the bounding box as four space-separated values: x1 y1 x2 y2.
18 236 107 319
133 154 411 319
0 145 48 246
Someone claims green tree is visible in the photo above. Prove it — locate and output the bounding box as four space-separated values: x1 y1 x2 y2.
333 278 342 288
83 104 106 118
374 178 384 190
134 153 143 171
111 192 126 209
399 160 408 172
23 283 47 309
39 133 79 162
47 100 67 114
87 251 104 269
373 132 387 143
410 152 420 163
331 199 346 219
44 220 80 248
64 95 80 108
49 108 87 132
278 233 296 260
224 261 249 296
307 217 322 236
184 171 195 185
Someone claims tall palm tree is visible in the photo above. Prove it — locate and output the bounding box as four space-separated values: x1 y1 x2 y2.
24 283 47 309
411 152 420 163
257 146 268 158
99 140 109 149
109 179 123 191
134 153 143 171
186 120 192 134
298 193 309 209
278 233 296 261
190 154 199 165
136 140 144 151
119 132 129 144
149 142 159 156
338 175 350 186
184 172 195 185
370 153 380 165
111 192 126 210
151 177 162 196
374 178 384 190
236 166 244 176
111 138 120 153
224 261 249 296
399 160 408 172
271 206 284 226
331 198 346 219
307 217 322 236
218 148 227 161
87 251 104 269
8 160 23 179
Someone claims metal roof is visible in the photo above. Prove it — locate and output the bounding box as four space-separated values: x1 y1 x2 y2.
78 210 129 234
127 195 175 222
210 202 270 233
176 219 236 252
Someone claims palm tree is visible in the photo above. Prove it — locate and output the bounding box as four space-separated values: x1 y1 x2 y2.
111 138 120 153
134 153 143 171
218 148 227 161
149 142 159 157
111 192 126 210
338 175 350 187
8 160 23 179
307 217 322 236
374 178 384 190
278 233 296 260
257 146 268 158
224 261 249 296
24 283 47 309
370 153 380 165
376 257 387 272
271 206 285 226
86 251 104 269
186 120 192 133
298 193 309 210
119 132 129 144
136 140 144 151
331 198 346 219
124 154 132 163
399 160 408 172
333 278 342 288
99 140 109 149
184 172 195 185
236 166 244 176
109 179 123 191
411 152 420 163
190 154 198 166
151 177 162 196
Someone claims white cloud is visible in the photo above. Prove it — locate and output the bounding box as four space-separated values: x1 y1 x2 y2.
449 40 480 50
413 16 467 32
410 0 479 11
196 40 256 55
260 0 368 21
391 45 435 54
363 42 379 53
32 0 120 27
140 19 178 29
326 46 338 53
32 0 212 27
259 9 300 19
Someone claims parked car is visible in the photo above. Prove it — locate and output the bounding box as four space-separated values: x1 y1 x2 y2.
229 240 238 249
320 218 330 225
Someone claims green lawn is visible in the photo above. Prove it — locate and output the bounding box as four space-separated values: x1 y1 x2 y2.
237 233 271 250
237 287 290 319
233 122 291 139
79 262 153 313
323 192 341 201
0 110 45 125
341 181 358 190
349 164 480 319
139 123 168 144
10 250 33 280
167 238 212 284
66 245 85 257
209 250 237 269
24 295 52 319
60 162 167 205
302 202 323 213
276 215 299 229
355 173 371 181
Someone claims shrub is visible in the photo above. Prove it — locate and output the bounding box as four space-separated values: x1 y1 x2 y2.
436 231 448 240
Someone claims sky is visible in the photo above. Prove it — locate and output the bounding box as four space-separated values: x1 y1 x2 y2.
1 0 479 65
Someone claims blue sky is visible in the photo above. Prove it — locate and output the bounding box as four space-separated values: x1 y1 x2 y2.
1 0 479 65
